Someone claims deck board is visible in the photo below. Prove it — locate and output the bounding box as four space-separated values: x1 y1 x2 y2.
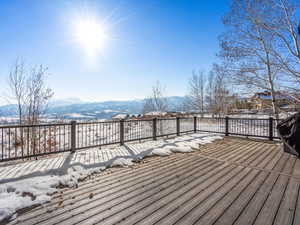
253 175 290 225
8 137 300 225
19 156 206 224
273 178 299 225
213 171 269 225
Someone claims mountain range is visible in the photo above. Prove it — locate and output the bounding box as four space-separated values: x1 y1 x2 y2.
0 96 186 120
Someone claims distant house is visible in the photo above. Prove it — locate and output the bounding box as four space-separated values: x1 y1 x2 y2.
141 111 190 119
250 91 291 110
231 97 254 112
143 111 168 118
112 114 129 120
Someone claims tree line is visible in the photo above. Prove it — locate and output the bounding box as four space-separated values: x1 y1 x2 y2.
142 66 234 117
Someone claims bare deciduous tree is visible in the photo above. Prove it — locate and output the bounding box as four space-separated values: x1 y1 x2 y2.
205 71 215 114
8 61 54 125
7 61 54 154
186 70 206 116
143 81 168 114
219 0 282 119
209 64 234 116
25 65 54 125
8 60 26 124
257 0 300 100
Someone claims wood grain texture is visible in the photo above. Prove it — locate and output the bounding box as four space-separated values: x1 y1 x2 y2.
8 137 300 225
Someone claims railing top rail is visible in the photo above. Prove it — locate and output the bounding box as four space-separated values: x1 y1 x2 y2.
0 116 284 129
123 118 153 122
226 117 272 120
156 117 177 121
196 117 226 119
197 117 279 121
77 120 121 125
77 118 155 125
0 122 71 129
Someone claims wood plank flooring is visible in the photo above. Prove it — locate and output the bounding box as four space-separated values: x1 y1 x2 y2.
7 137 300 225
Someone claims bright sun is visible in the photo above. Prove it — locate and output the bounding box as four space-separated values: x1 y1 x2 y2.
74 18 108 56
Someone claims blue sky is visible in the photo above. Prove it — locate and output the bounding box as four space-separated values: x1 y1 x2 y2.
0 0 229 104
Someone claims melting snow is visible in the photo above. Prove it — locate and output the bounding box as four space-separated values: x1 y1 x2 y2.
169 146 194 153
151 148 172 156
110 158 134 167
0 133 222 222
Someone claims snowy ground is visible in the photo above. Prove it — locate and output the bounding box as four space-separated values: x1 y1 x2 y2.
0 132 223 222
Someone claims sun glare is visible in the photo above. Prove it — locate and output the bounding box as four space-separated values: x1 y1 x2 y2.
74 18 108 56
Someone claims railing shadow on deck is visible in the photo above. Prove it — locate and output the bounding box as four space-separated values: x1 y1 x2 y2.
0 134 216 184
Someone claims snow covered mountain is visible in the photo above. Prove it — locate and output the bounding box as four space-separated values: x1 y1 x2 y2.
0 96 186 120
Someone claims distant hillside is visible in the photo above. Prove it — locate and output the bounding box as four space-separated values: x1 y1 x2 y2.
0 96 187 120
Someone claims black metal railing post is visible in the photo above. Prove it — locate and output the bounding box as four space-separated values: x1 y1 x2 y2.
269 117 273 141
71 121 76 152
225 116 229 136
176 117 180 136
153 118 157 140
120 119 124 145
194 116 197 133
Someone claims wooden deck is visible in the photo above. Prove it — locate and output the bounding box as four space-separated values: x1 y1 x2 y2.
8 137 300 225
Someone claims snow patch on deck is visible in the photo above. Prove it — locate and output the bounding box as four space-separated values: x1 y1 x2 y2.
0 133 222 222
